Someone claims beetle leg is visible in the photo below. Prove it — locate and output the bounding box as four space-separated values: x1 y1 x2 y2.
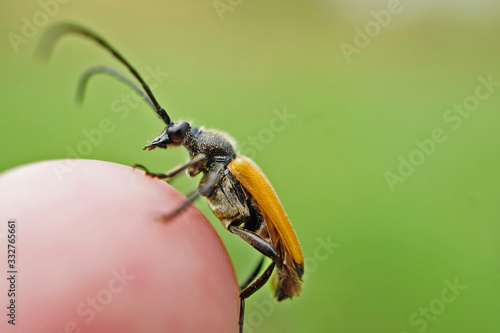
239 298 245 333
229 226 277 260
236 256 265 333
161 170 218 221
237 260 276 333
228 225 278 331
228 225 277 298
240 260 276 299
160 188 200 221
237 261 276 333
240 256 265 290
133 153 207 180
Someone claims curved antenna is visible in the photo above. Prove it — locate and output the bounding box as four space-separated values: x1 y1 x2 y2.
77 65 156 111
38 23 171 124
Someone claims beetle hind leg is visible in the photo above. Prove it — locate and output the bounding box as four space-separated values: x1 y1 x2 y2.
239 298 245 333
238 261 276 333
240 261 276 300
228 225 278 332
228 225 277 298
240 256 265 290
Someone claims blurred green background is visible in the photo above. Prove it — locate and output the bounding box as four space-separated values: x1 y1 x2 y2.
1 0 499 332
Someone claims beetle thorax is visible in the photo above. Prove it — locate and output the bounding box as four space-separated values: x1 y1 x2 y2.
184 127 236 162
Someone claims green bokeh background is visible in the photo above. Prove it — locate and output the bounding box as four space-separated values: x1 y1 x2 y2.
1 1 499 332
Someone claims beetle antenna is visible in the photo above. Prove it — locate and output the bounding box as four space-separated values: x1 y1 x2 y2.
38 23 171 124
76 65 156 111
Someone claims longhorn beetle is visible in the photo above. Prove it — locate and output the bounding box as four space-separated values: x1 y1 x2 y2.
39 23 304 332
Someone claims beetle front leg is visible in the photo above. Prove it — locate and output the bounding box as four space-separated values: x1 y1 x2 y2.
133 153 206 181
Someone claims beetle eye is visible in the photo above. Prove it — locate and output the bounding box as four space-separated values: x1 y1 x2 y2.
167 121 190 143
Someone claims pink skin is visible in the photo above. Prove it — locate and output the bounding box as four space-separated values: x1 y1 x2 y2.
0 159 239 333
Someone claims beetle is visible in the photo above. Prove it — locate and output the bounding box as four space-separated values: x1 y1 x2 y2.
39 23 304 332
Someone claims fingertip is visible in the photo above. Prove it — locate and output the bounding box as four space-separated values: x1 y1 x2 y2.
0 159 239 333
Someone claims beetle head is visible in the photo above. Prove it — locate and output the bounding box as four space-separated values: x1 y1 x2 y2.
143 121 191 150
